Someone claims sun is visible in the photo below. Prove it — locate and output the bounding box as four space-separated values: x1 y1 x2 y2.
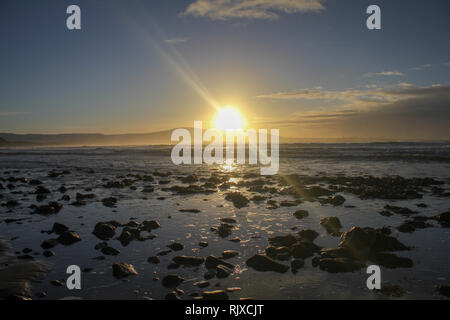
214 107 245 131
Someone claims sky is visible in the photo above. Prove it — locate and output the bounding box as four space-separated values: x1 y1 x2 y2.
0 0 449 140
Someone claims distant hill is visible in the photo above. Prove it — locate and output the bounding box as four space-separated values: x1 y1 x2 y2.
0 129 306 147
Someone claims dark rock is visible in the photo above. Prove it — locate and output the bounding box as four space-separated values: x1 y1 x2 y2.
172 256 205 266
320 195 346 206
318 258 364 273
293 210 309 219
179 209 201 213
216 265 231 278
225 192 249 209
297 229 319 242
141 220 160 231
43 250 55 257
35 202 63 215
199 242 209 248
147 256 160 264
112 262 138 278
216 223 234 238
165 291 181 300
320 217 342 235
102 197 118 207
35 186 50 194
437 285 450 297
57 231 81 245
384 205 417 216
205 255 235 270
101 246 120 256
291 241 321 259
51 222 69 235
40 239 58 250
194 281 210 288
222 250 239 259
246 254 289 273
162 274 184 288
118 231 133 245
268 234 297 247
167 243 184 251
433 211 450 227
93 222 116 240
371 252 413 269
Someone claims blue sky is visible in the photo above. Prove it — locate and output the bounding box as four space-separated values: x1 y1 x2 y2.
0 0 449 139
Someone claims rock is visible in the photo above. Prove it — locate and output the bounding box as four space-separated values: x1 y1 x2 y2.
101 246 120 256
35 186 50 194
194 281 210 288
396 217 432 233
222 250 239 259
384 205 417 216
293 210 309 219
371 252 413 269
112 263 138 278
117 231 132 246
57 231 81 245
165 291 181 300
320 217 342 235
339 226 410 258
220 218 237 224
216 223 234 238
167 242 184 251
437 285 450 297
43 250 55 257
246 254 289 273
147 256 160 264
162 274 184 288
40 239 58 250
268 234 297 247
291 241 321 259
205 255 235 270
216 265 231 278
225 192 249 209
102 197 118 207
172 256 205 266
377 283 405 298
142 186 155 193
202 290 229 300
433 211 450 227
320 195 346 206
297 229 319 242
199 242 208 248
291 259 305 273
204 270 216 280
51 222 69 235
318 258 364 273
93 222 116 240
50 280 64 287
35 202 63 215
141 220 160 231
76 193 96 201
179 209 201 213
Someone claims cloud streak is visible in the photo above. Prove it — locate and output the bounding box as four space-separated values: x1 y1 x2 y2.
183 0 326 20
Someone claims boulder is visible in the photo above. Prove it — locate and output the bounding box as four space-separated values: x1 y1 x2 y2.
112 262 138 278
246 254 289 273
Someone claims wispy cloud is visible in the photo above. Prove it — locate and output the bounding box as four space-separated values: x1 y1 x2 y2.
164 37 189 44
409 64 432 71
183 0 326 20
363 71 404 78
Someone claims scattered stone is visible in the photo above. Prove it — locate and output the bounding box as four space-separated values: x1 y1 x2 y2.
162 274 184 288
102 197 118 207
165 291 181 300
222 250 239 259
318 258 364 273
199 242 208 248
225 192 249 209
179 209 201 213
51 222 69 235
205 255 235 270
246 254 289 273
293 210 309 219
433 211 450 228
93 222 117 240
437 285 450 297
320 195 346 206
167 242 184 251
320 217 342 235
172 256 205 266
43 250 55 257
216 265 231 278
112 263 138 278
57 231 81 245
297 229 319 242
40 239 58 250
101 246 120 256
141 220 160 231
147 256 160 264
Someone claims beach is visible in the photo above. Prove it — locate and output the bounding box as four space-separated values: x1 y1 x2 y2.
0 143 449 300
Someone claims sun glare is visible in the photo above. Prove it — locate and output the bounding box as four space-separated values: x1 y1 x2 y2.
214 107 245 131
